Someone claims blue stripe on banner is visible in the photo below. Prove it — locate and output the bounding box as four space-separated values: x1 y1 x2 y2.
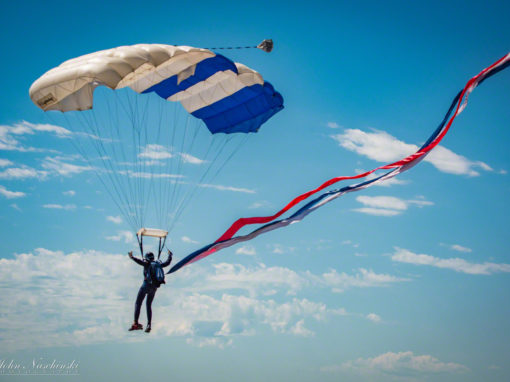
142 55 237 99
193 82 284 134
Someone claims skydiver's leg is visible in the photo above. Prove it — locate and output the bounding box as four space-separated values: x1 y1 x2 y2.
146 287 157 327
134 285 148 324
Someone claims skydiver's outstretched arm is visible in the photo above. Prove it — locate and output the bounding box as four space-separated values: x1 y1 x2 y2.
128 251 145 266
161 250 173 268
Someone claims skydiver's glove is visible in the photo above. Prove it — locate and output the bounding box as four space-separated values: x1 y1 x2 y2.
167 249 173 258
128 251 133 259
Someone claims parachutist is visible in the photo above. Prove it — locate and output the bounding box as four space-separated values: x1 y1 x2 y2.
128 250 172 332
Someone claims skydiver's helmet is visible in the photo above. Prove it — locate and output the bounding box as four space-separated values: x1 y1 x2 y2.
144 252 155 261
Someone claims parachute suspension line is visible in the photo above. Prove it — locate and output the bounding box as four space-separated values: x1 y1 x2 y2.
171 132 249 230
53 107 138 230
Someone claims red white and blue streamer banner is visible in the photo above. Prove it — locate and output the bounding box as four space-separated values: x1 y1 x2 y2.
168 52 510 274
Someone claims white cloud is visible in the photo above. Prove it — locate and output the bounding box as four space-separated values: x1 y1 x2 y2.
41 156 92 176
199 183 255 194
392 247 510 275
325 351 468 375
181 236 199 244
354 195 433 216
138 144 173 160
288 319 314 337
441 243 472 253
106 216 123 224
319 268 409 293
450 244 472 253
0 159 13 167
248 200 271 209
0 250 353 352
120 170 184 179
332 128 493 176
105 231 134 243
0 166 47 180
62 190 76 196
235 245 256 256
356 195 408 210
43 204 76 210
0 185 25 199
327 121 341 129
180 153 205 164
366 313 381 323
0 121 71 151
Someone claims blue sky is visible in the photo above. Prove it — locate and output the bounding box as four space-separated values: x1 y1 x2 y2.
1 1 510 381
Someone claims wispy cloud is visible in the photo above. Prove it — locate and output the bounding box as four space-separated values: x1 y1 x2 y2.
353 195 433 216
366 313 381 323
326 121 342 129
392 247 510 275
0 159 13 167
180 153 205 164
43 204 76 210
0 166 47 180
441 243 472 253
106 215 123 224
199 183 255 194
319 268 409 293
0 185 26 199
138 144 173 160
105 231 134 243
41 156 92 176
322 351 468 375
331 128 493 176
235 245 256 256
62 190 76 196
181 236 199 244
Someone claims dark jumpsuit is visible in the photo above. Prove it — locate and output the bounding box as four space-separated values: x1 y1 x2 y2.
130 255 172 326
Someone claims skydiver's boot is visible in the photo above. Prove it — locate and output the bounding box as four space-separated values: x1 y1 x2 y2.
145 324 151 333
129 322 143 331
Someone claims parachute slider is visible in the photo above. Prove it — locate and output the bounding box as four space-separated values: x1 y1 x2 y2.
137 228 168 238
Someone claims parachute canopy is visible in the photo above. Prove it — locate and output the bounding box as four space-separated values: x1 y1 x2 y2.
29 43 284 232
29 44 283 134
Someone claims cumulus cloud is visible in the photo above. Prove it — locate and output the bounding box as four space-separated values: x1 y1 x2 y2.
0 185 25 199
392 247 510 275
0 249 355 352
331 128 493 177
322 351 468 375
353 195 433 216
